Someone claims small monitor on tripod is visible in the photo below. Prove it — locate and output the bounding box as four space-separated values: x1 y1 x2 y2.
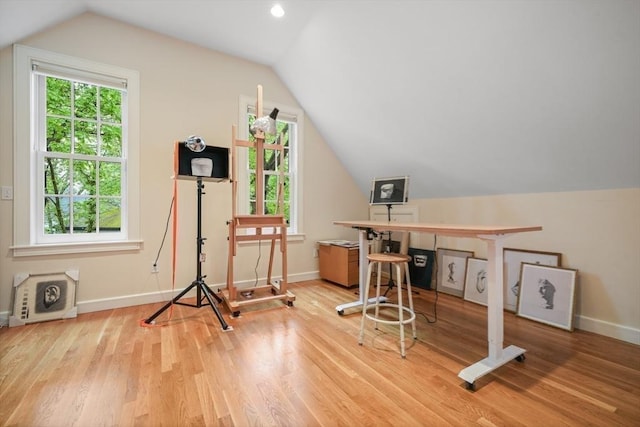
175 141 230 182
370 176 409 205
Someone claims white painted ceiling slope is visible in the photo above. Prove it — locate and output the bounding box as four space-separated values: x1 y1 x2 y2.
1 0 638 199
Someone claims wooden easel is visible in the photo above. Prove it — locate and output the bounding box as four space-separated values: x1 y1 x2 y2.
221 85 295 317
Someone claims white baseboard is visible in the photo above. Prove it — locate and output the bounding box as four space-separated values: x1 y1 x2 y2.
0 271 321 325
77 271 320 314
574 314 640 345
2 271 637 347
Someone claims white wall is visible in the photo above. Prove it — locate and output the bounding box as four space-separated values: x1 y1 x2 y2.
0 13 368 316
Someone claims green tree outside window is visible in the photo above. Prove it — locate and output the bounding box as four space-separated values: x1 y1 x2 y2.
44 76 123 234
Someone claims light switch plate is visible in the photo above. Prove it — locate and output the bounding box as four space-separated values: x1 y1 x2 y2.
1 186 13 200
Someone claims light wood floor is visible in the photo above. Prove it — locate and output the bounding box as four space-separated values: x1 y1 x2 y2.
1 279 639 426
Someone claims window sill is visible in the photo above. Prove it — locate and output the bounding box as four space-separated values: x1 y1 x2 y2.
10 240 144 257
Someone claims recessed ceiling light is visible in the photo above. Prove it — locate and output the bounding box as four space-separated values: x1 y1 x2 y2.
271 4 285 18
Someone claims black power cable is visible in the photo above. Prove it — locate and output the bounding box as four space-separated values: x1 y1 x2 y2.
152 196 174 269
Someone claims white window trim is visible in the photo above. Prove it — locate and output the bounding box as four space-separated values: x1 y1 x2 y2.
11 44 141 257
237 95 304 242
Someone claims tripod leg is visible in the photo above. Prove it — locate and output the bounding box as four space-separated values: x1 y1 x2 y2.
144 282 198 324
198 282 231 330
383 280 395 297
202 282 223 304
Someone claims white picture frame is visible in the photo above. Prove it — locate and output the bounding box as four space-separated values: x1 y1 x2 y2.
463 257 488 306
10 270 79 327
503 248 562 312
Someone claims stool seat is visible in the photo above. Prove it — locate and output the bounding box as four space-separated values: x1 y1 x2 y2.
359 252 417 358
367 253 411 263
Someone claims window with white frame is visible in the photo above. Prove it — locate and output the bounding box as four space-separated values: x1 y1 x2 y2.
12 45 141 256
238 96 304 237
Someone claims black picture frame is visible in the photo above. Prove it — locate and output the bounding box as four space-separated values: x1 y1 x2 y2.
176 142 230 182
369 176 409 205
407 248 435 290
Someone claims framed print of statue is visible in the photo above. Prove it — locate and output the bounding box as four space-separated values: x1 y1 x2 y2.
517 263 578 331
503 248 562 312
436 248 474 298
10 270 79 327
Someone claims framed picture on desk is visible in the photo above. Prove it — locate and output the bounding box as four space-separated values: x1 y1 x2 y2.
436 248 474 298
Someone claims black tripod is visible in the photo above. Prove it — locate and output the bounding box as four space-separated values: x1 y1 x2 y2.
145 177 230 331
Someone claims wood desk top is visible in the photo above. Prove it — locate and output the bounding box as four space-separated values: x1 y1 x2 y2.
333 220 542 238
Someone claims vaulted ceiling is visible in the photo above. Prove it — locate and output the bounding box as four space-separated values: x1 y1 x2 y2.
1 0 638 199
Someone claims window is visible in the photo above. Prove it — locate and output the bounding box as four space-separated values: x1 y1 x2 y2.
38 74 124 239
12 45 141 256
238 96 304 238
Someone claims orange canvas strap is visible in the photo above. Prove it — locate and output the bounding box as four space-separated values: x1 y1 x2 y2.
170 141 179 318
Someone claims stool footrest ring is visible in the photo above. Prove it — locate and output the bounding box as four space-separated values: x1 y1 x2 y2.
364 303 416 325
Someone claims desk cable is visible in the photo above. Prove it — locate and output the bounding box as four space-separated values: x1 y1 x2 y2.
415 234 438 324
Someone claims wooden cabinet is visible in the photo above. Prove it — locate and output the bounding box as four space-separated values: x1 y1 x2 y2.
319 244 359 288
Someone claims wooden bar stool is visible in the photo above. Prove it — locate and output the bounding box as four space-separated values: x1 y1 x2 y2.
359 252 417 358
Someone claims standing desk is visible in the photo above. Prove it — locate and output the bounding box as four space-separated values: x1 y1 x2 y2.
333 220 542 389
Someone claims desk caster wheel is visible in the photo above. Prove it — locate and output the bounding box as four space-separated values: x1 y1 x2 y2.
231 311 240 318
465 381 475 391
337 310 344 316
515 354 526 362
287 301 294 307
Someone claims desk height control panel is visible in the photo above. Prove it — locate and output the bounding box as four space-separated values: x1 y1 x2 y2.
318 240 360 288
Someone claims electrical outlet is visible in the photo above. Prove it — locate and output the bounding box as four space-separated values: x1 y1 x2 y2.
313 248 319 258
151 263 159 273
1 186 13 200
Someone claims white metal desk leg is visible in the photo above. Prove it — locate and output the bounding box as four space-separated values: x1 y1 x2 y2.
458 235 526 389
336 228 386 315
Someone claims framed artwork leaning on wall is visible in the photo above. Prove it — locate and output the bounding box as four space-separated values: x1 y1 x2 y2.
463 257 488 306
436 248 474 298
503 248 562 312
516 263 578 331
10 270 79 327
